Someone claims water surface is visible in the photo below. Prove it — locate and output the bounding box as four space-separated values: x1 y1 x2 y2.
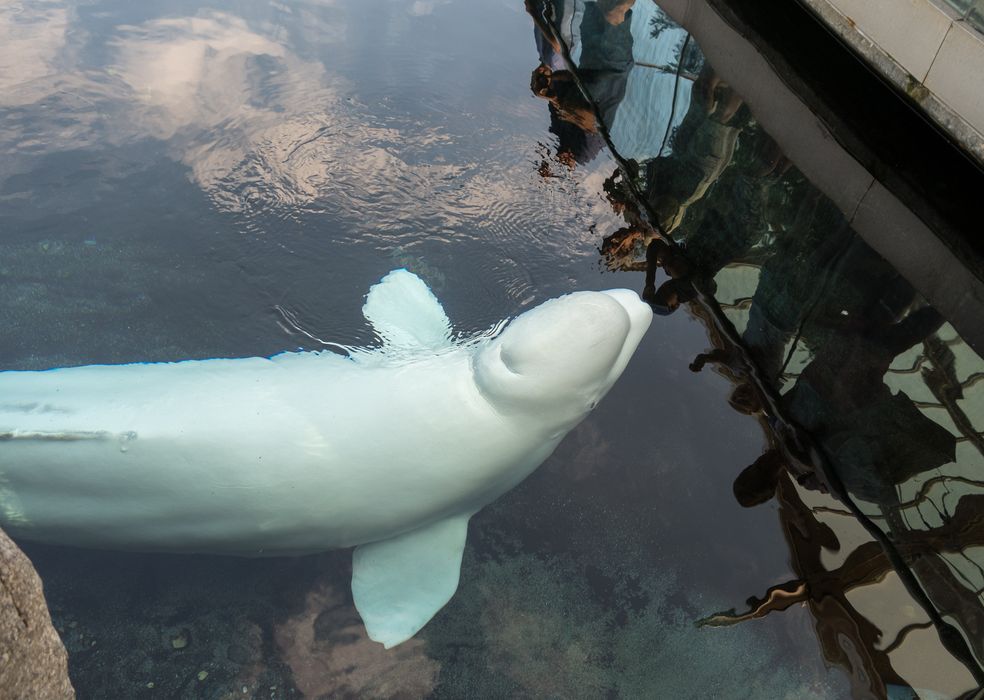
1 0 982 697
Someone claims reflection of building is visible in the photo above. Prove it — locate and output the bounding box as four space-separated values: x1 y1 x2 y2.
528 0 984 695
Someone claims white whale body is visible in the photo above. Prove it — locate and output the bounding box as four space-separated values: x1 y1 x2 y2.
0 270 651 646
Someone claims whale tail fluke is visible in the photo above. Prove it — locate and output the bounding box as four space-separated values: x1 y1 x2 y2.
351 513 470 648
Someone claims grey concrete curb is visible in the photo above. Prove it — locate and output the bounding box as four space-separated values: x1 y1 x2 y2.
796 0 984 167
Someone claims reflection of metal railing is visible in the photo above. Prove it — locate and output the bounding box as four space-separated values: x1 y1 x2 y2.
939 0 984 33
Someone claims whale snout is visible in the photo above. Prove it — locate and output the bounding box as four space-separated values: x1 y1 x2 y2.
598 288 652 380
472 287 652 416
600 288 653 333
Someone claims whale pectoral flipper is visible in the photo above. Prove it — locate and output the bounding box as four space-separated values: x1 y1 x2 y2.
362 269 452 350
351 513 470 648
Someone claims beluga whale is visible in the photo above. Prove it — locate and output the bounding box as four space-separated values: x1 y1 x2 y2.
0 270 651 647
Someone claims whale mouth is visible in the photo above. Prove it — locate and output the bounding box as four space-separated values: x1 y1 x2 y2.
599 288 653 380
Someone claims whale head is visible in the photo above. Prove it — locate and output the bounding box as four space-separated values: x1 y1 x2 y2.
474 288 651 429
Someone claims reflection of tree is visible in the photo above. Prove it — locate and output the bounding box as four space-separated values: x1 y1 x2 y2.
648 11 676 37
648 11 702 77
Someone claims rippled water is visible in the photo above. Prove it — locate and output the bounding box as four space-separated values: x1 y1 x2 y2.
1 0 982 697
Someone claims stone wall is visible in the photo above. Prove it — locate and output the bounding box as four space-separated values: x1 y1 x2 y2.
0 529 74 699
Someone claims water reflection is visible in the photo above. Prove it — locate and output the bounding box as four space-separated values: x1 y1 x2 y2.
0 0 619 369
6 1 737 697
2 0 981 696
530 0 984 696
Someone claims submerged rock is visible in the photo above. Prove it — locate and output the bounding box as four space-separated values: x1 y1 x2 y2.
170 629 190 650
0 527 74 698
273 582 439 698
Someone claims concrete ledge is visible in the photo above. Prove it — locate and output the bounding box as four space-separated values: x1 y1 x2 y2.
797 0 984 166
926 19 984 138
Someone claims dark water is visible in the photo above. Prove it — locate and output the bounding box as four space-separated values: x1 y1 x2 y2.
1 0 982 697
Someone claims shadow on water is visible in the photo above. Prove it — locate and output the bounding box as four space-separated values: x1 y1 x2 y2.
529 0 984 697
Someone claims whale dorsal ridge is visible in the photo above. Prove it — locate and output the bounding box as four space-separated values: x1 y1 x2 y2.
363 269 452 351
351 513 470 648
